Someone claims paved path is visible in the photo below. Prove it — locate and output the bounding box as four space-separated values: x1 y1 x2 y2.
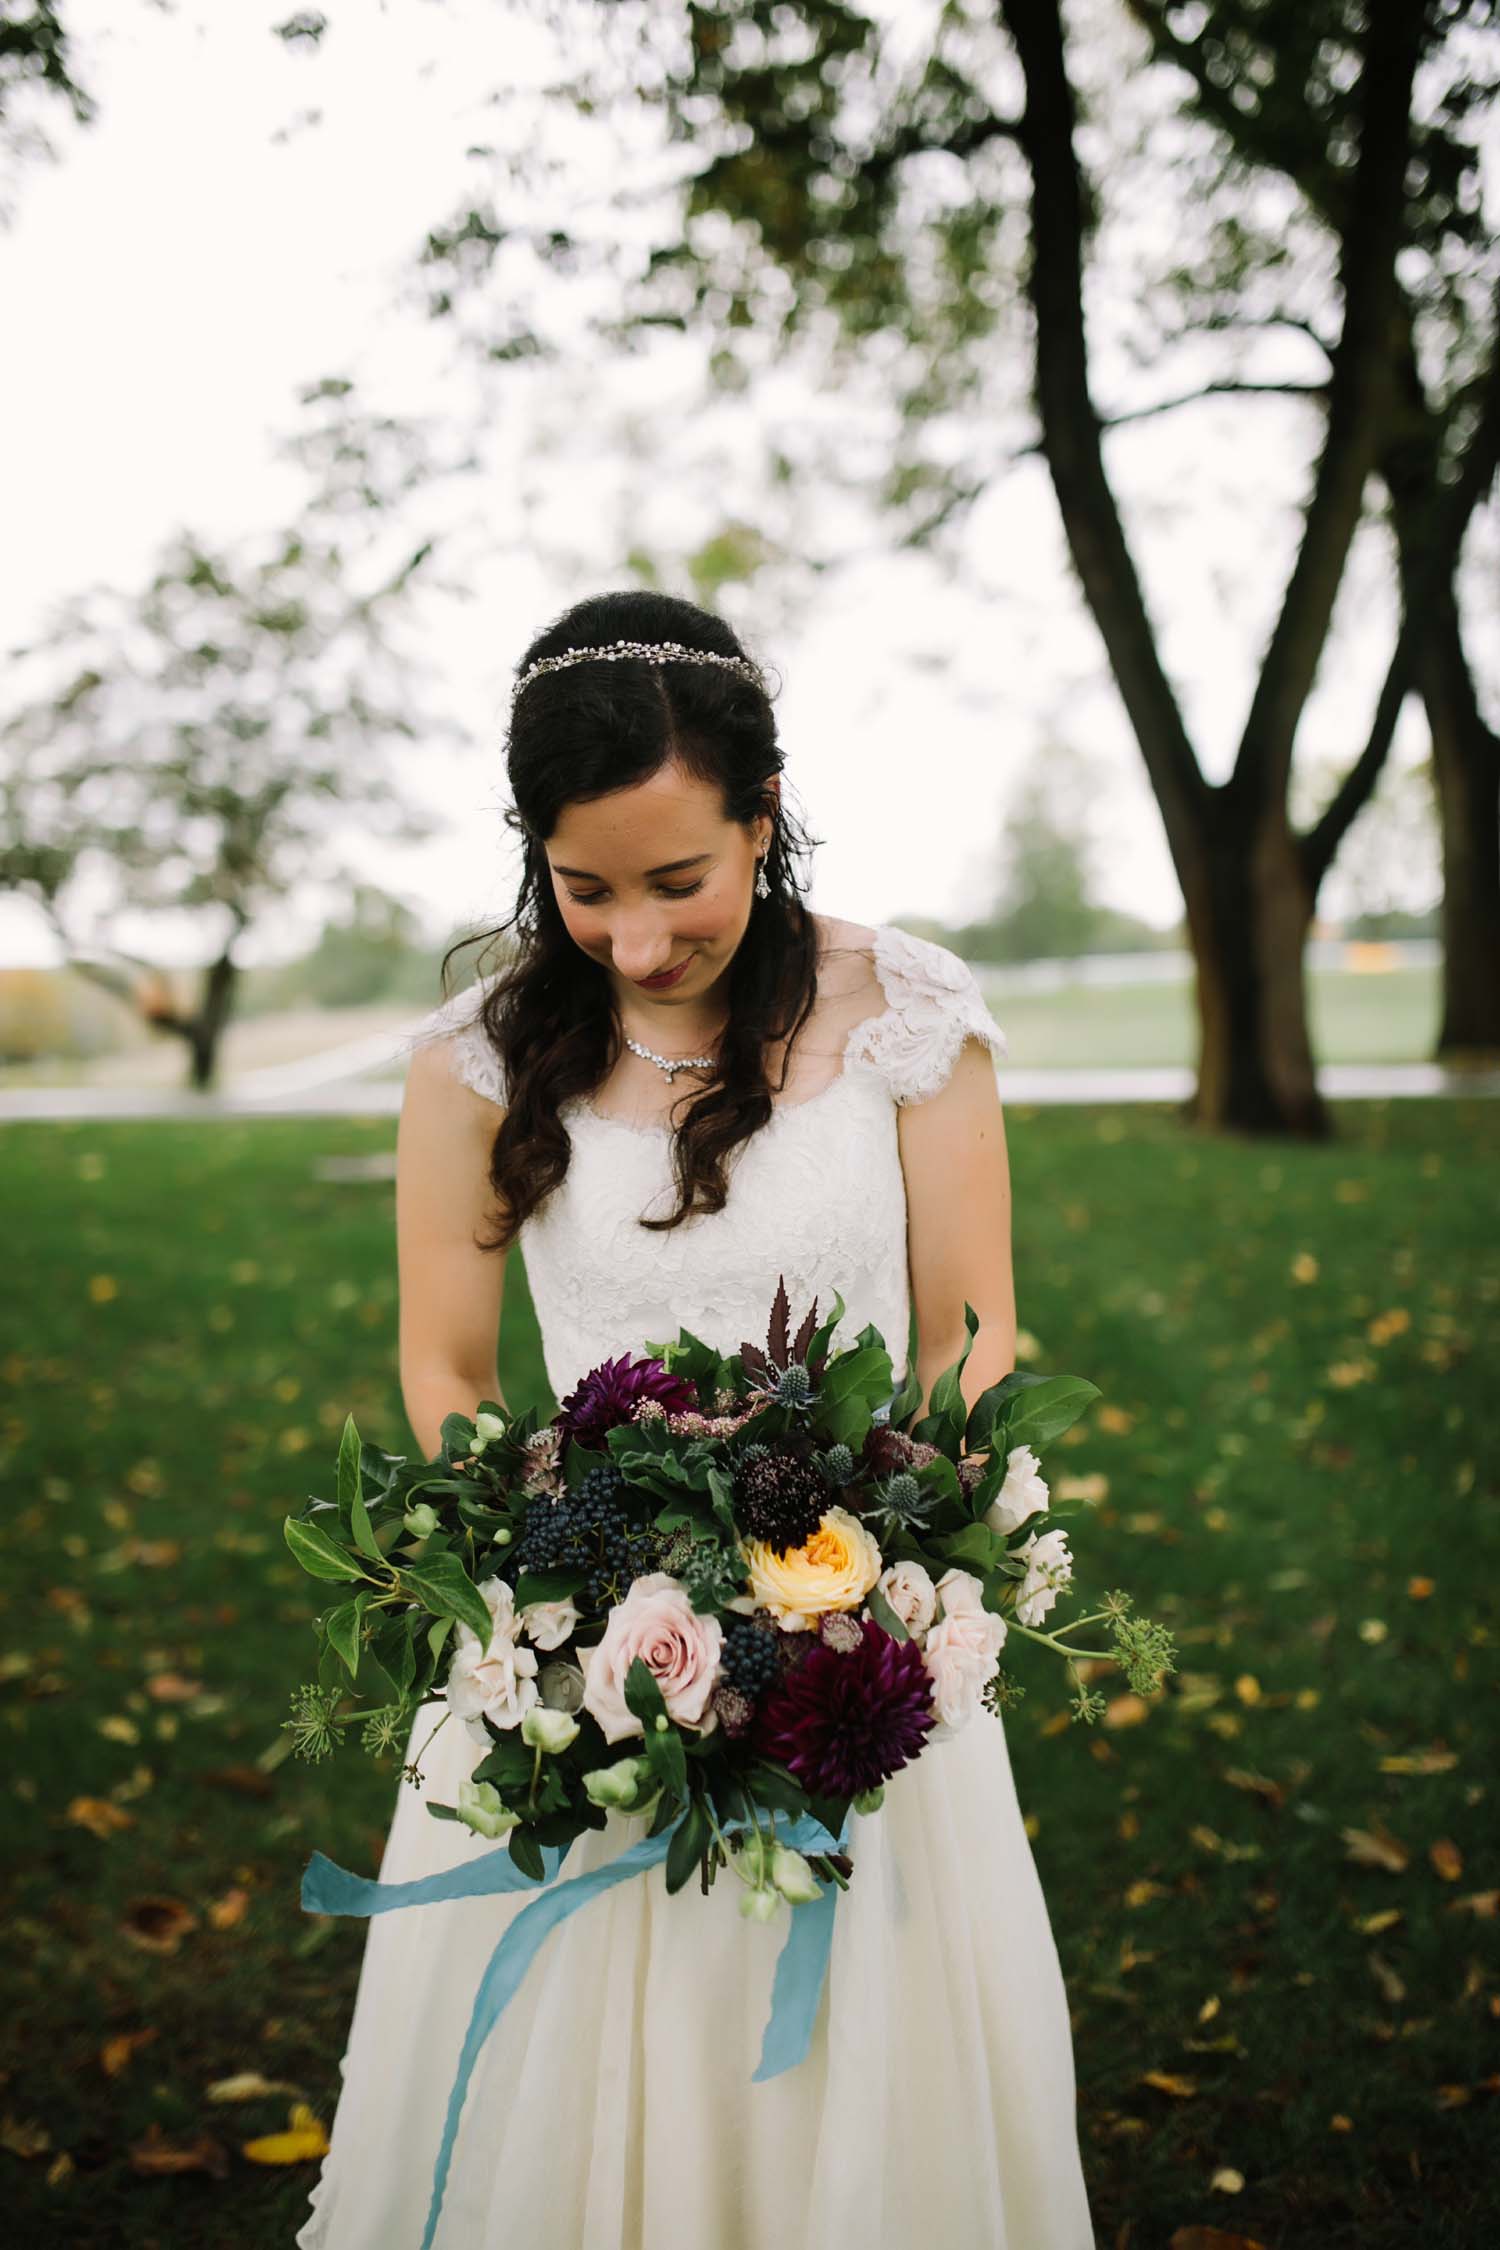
2 1059 1497 1121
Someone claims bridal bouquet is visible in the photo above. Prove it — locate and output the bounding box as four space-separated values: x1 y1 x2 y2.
282 1279 1176 1918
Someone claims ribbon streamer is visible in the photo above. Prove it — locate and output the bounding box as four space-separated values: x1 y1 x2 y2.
302 1801 852 2250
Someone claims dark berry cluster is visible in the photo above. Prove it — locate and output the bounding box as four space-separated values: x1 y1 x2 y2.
719 1616 782 1698
734 1448 828 1552
514 1463 657 1609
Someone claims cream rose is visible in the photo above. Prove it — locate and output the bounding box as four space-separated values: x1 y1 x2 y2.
924 1568 1007 1734
519 1594 581 1651
444 1575 540 1735
983 1443 1050 1537
872 1557 938 1641
578 1572 724 1746
744 1506 883 1631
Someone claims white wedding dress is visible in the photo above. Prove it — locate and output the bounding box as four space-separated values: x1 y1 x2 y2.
295 921 1096 2250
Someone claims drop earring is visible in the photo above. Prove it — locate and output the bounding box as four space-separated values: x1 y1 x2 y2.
754 851 770 900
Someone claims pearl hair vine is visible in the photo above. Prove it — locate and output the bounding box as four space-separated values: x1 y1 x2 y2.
511 638 767 704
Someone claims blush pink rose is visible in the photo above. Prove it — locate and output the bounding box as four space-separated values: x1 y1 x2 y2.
923 1567 1008 1735
578 1572 724 1746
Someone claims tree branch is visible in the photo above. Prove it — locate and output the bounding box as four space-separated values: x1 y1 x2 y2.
1227 2 1422 814
1100 377 1329 432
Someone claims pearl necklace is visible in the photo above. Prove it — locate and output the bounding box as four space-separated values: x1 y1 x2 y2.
622 1029 724 1084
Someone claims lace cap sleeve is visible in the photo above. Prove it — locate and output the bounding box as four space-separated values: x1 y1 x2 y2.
398 972 508 1110
845 925 1008 1107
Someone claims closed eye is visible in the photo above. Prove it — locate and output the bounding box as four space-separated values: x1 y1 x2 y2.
565 879 707 905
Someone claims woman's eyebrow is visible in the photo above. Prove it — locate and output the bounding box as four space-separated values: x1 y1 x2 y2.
551 852 714 880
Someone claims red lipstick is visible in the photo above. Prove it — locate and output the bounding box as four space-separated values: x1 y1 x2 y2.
635 956 693 990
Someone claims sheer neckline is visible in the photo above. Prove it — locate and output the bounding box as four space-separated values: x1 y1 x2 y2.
569 1062 867 1141
574 919 893 1140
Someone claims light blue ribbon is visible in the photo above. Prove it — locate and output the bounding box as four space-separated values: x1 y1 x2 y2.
302 1801 852 2250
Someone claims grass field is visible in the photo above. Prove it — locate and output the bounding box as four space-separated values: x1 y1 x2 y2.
1 1097 1497 2247
974 963 1439 1070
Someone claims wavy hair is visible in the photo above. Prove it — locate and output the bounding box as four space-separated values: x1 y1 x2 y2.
438 590 825 1252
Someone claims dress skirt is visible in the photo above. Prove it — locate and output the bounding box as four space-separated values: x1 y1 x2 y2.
295 1694 1097 2250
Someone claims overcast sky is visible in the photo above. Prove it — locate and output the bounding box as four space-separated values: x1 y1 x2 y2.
0 0 1466 970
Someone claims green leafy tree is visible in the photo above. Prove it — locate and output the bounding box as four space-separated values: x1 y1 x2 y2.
403 0 1489 1132
0 381 465 1088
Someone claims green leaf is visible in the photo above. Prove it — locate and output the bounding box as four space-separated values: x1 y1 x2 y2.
284 1515 371 1583
963 1373 1029 1460
645 1721 687 1800
511 1568 586 1608
743 1759 812 1817
930 1521 1011 1575
622 1654 668 1731
865 1580 910 1642
646 1785 683 1838
1002 1375 1101 1456
324 1599 362 1679
819 1343 895 1407
400 1554 493 1640
886 1362 924 1431
564 1443 610 1493
336 1414 361 1531
507 1828 546 1881
664 1797 711 1895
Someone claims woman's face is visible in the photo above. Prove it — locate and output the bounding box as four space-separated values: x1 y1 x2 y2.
543 755 775 1010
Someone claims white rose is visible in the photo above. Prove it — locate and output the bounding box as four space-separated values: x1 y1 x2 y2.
932 1566 989 1621
444 1574 540 1732
1014 1527 1073 1628
519 1594 581 1651
873 1558 937 1641
983 1443 1050 1537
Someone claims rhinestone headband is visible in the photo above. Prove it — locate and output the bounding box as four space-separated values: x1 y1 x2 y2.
511 638 767 704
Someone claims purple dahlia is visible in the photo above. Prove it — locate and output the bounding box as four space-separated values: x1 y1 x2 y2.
555 1353 698 1450
752 1616 936 1799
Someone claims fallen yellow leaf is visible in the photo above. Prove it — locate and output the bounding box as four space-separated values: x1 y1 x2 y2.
66 1796 135 1840
242 2103 330 2166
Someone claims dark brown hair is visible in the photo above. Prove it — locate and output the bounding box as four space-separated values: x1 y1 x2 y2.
438 590 825 1251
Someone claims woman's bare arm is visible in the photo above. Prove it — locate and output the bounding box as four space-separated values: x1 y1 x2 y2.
897 1034 1016 1427
395 1037 511 1460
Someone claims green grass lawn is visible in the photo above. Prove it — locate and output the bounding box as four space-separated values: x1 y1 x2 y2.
974 963 1440 1069
1 1099 1496 2247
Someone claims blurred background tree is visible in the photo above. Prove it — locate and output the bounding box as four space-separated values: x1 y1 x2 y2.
0 378 469 1088
1125 0 1499 1060
405 0 1494 1134
0 0 95 225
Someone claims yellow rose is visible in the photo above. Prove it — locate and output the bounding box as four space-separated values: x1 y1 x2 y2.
743 1507 883 1631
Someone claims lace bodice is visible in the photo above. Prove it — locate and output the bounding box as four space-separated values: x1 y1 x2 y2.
400 924 1007 1405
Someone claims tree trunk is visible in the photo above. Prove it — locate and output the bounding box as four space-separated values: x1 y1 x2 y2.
1423 621 1500 1056
1182 796 1328 1135
186 948 240 1090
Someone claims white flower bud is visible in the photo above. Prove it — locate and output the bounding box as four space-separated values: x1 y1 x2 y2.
521 1706 580 1754
738 1884 782 1923
456 1777 520 1840
769 1844 822 1905
402 1502 438 1538
583 1754 652 1808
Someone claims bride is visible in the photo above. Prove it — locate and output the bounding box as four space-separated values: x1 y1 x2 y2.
296 591 1097 2249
